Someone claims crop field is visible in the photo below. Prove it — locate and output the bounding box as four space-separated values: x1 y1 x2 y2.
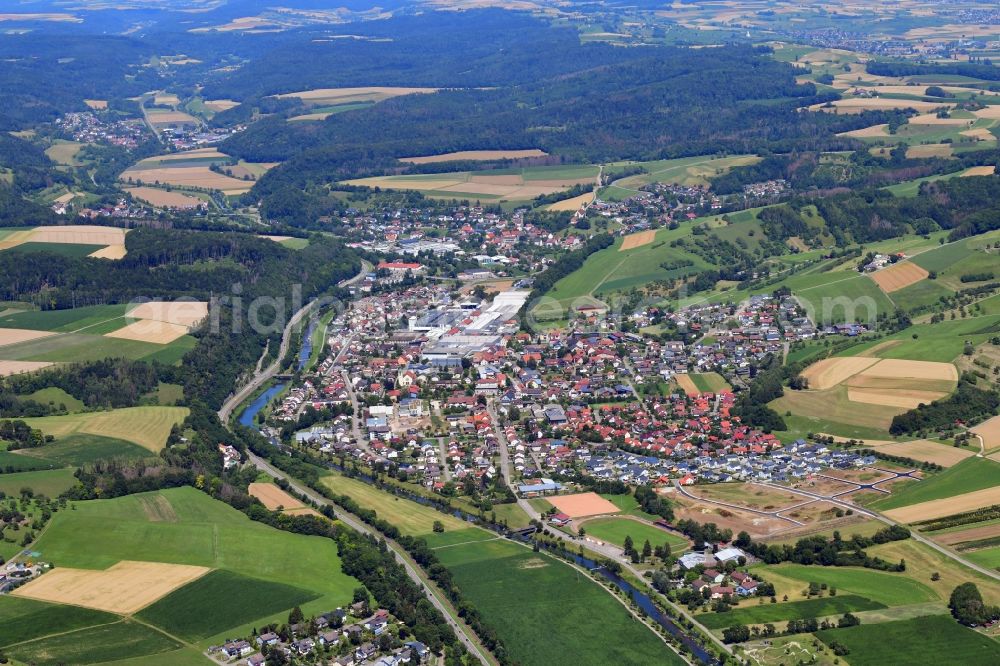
146 109 198 126
0 304 129 332
870 438 975 467
601 154 760 199
815 614 1000 665
121 165 253 195
343 164 599 202
0 330 196 366
580 516 688 552
870 261 929 293
273 86 439 106
30 488 358 641
0 596 117 648
884 485 1000 522
320 473 470 536
809 98 953 113
546 191 593 212
125 187 206 209
0 225 127 259
688 372 732 393
619 229 656 250
14 560 211 614
17 433 153 467
872 458 1000 511
756 564 937 607
248 482 320 516
137 570 319 641
698 594 885 630
400 149 548 164
6 619 183 666
20 406 189 452
434 538 683 665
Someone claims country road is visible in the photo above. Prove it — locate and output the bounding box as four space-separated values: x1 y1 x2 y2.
217 260 370 424
246 453 495 665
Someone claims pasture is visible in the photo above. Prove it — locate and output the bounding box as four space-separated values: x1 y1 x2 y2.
697 595 885 630
755 564 936 607
320 473 470 536
815 615 1000 666
344 164 599 202
29 488 358 642
20 406 189 452
435 538 683 665
872 458 1000 511
0 596 116 648
18 433 154 467
0 468 79 497
6 620 182 666
869 438 975 467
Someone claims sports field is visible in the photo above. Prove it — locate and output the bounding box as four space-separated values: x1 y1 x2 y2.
580 516 688 552
29 487 358 645
815 614 1000 665
434 538 683 665
320 473 470 536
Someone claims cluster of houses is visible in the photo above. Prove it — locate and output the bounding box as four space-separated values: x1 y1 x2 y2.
56 112 147 148
0 560 46 594
212 606 429 666
859 252 906 273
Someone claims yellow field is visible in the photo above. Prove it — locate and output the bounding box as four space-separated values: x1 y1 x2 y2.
0 328 55 347
857 358 958 382
974 106 1000 120
343 172 595 201
125 187 205 209
620 229 657 251
972 415 1000 450
906 144 954 159
837 124 889 138
146 110 197 125
13 561 209 614
801 356 880 390
88 245 127 260
248 483 320 517
908 113 971 126
810 98 952 114
401 149 548 164
20 406 189 453
0 361 53 377
203 99 240 112
547 191 594 212
153 94 180 107
868 439 975 467
963 165 997 176
84 100 107 110
845 387 947 410
675 374 699 396
274 87 439 105
128 301 208 327
121 166 252 195
870 262 929 293
106 320 190 344
885 486 1000 522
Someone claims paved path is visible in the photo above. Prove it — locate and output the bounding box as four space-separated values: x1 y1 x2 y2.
246 451 494 665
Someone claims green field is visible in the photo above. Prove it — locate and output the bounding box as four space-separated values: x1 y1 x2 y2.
0 596 117 647
835 314 1000 363
0 468 79 496
697 595 886 630
688 372 732 393
19 387 85 412
581 516 688 553
815 615 1000 665
755 564 937 607
18 433 155 467
0 330 197 365
137 570 319 641
600 154 760 200
0 450 63 472
871 458 1000 511
6 620 182 666
4 242 107 258
435 538 684 665
30 488 359 644
320 473 471 537
0 304 130 332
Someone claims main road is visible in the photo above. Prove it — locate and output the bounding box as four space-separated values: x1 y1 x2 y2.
217 260 370 424
246 452 495 665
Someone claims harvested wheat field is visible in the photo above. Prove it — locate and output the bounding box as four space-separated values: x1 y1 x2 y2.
125 187 205 209
30 225 126 247
961 129 997 143
963 165 997 176
810 98 951 114
837 124 889 138
846 387 947 410
274 87 438 105
620 230 657 251
547 191 594 212
0 361 53 376
146 110 197 125
907 143 954 159
13 561 210 614
972 415 1000 451
203 99 240 112
801 356 880 390
908 113 971 126
88 245 127 260
871 262 929 293
128 301 208 327
870 439 974 467
857 359 958 382
249 482 307 511
106 320 189 344
974 106 1000 120
122 166 252 195
84 99 107 110
401 149 548 164
0 328 55 347
885 486 1000 523
547 492 620 518
675 374 699 396
344 170 595 201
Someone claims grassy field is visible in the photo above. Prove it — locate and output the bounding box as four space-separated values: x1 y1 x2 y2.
435 538 683 665
689 372 732 393
19 387 85 412
18 433 154 467
137 570 319 641
0 330 197 365
0 304 130 332
0 468 79 496
5 242 106 258
835 314 1000 363
320 473 470 537
815 614 1000 665
754 563 937 607
30 487 358 644
871 458 1000 510
0 596 117 647
20 406 188 453
697 594 885 629
6 620 182 666
581 516 688 552
0 450 63 472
